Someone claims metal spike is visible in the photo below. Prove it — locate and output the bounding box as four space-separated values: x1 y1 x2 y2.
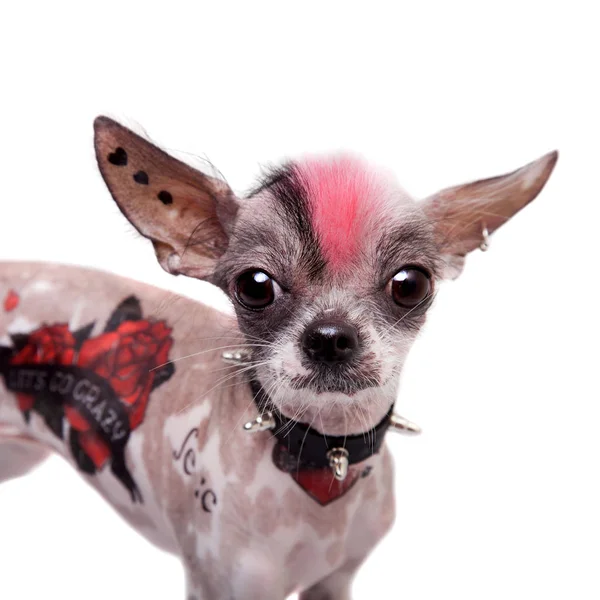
222 349 251 365
389 413 422 435
327 448 350 481
243 411 276 433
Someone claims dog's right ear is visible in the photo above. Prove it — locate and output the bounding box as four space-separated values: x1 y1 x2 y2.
422 151 558 279
94 116 239 280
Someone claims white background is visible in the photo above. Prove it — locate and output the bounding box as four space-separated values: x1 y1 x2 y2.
0 1 598 598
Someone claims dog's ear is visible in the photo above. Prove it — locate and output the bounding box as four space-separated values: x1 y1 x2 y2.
423 151 558 278
94 116 238 280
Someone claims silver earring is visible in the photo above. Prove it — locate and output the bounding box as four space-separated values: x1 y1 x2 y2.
480 224 490 252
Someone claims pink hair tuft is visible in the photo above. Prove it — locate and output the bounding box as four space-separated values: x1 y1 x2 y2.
297 156 384 270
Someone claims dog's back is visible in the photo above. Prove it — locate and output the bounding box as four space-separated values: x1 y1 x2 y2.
0 261 241 551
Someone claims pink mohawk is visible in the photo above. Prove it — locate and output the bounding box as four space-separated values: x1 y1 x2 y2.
296 155 385 271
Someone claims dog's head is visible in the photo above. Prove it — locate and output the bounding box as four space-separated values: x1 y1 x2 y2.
94 117 557 431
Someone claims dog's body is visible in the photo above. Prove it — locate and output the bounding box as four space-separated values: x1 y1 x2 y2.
0 117 557 599
0 262 394 599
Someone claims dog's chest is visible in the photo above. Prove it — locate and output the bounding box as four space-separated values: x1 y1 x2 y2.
160 410 388 593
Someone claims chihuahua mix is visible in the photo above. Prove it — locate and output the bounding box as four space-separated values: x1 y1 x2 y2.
0 117 557 599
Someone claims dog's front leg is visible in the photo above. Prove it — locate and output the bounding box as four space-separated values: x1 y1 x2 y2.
298 557 365 600
184 555 285 600
300 451 396 600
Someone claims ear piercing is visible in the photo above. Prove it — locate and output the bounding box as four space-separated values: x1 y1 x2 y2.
480 223 490 252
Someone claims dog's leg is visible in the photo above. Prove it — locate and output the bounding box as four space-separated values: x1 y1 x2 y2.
0 436 50 483
301 453 396 600
185 579 286 600
298 557 366 600
184 554 285 600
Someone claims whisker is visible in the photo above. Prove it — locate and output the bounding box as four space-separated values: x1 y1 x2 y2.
174 361 270 416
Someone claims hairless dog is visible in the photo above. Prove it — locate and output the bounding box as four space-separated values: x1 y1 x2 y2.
0 117 557 599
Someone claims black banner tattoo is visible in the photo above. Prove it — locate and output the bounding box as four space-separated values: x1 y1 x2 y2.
5 364 131 448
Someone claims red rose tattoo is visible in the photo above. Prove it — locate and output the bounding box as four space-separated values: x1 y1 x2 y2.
67 319 173 475
77 320 173 429
11 324 77 365
0 296 176 503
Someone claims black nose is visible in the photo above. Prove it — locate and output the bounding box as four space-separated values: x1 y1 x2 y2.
301 320 359 365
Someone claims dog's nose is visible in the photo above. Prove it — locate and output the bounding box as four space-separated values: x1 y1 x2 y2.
301 320 359 365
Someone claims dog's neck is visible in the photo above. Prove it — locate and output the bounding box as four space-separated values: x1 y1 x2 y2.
249 378 394 470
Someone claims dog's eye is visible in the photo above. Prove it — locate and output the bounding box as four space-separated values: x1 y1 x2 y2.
389 267 431 308
235 270 277 309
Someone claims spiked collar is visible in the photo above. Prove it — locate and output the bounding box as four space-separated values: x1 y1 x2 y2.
222 352 420 503
248 379 399 479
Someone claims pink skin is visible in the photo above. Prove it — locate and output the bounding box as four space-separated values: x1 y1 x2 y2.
297 156 386 271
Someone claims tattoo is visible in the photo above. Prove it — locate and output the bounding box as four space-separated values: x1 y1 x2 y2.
0 295 176 503
173 427 198 475
174 427 218 512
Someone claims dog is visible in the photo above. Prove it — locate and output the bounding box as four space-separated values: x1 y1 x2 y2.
0 117 557 599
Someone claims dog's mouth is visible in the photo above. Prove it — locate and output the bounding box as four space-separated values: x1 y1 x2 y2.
289 369 379 396
254 357 400 435
263 346 387 397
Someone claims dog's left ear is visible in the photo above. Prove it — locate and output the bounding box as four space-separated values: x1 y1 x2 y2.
94 116 238 280
423 151 558 278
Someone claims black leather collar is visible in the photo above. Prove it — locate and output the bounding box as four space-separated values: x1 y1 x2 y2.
250 379 393 469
